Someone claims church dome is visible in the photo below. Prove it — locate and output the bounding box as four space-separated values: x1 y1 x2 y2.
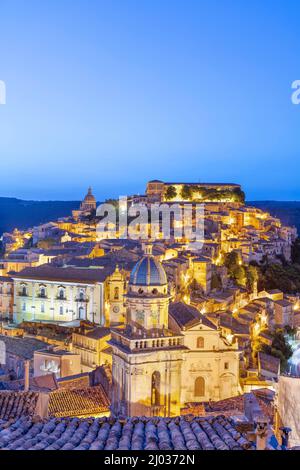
83 187 96 204
129 254 167 286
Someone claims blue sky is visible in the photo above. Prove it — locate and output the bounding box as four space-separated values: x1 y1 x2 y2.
0 0 300 201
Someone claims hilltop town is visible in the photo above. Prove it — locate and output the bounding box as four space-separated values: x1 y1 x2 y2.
0 180 300 450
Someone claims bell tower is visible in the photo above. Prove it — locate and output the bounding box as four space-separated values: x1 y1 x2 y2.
110 246 184 417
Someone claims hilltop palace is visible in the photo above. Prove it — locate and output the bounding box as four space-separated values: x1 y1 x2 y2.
0 180 299 441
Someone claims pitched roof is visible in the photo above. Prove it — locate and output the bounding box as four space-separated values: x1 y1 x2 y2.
84 327 111 340
169 302 217 330
0 391 39 420
0 335 49 360
0 373 58 393
48 385 110 418
12 265 112 284
0 415 260 450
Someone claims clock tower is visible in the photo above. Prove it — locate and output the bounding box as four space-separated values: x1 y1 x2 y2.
110 244 184 417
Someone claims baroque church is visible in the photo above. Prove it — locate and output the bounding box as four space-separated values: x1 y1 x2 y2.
110 244 240 417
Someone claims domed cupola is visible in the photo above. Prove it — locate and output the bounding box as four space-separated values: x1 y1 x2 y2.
80 187 97 212
129 244 167 287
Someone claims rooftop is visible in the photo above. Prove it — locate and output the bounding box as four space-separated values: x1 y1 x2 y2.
0 335 49 360
0 415 265 450
48 385 110 418
169 302 217 330
12 265 113 284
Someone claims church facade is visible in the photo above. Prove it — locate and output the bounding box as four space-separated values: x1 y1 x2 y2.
110 245 240 417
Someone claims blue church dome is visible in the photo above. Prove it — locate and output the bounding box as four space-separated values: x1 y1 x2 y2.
129 256 167 286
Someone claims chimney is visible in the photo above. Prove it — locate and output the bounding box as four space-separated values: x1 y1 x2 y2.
280 426 292 450
24 359 30 392
255 415 270 450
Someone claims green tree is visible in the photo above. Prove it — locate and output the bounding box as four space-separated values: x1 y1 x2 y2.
259 330 293 372
292 238 300 264
164 185 177 201
247 265 258 290
181 185 193 200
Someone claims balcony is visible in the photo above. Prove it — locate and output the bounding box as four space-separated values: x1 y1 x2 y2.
75 297 90 303
37 294 48 299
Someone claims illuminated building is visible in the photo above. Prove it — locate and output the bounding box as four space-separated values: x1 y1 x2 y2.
12 265 111 325
110 245 240 417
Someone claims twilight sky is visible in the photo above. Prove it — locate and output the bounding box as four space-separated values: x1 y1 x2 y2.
0 0 300 201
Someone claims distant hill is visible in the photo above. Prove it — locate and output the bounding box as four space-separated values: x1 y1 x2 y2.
0 198 299 238
0 197 79 236
247 201 300 233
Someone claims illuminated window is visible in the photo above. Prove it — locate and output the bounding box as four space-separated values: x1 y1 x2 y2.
114 287 119 300
194 376 205 397
197 337 204 348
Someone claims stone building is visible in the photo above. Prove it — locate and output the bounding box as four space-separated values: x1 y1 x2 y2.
12 265 112 325
34 348 81 379
0 276 14 320
72 326 111 371
110 245 240 418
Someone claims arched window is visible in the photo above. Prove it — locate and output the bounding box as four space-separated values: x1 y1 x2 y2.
197 337 204 349
151 371 161 407
114 286 119 300
40 287 46 298
79 290 85 300
59 288 65 299
22 286 27 296
194 376 205 397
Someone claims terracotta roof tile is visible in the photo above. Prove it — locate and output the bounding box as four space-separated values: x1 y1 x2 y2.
48 385 110 418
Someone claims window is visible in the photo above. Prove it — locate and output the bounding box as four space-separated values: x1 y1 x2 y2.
22 302 26 312
41 303 45 313
197 337 204 349
40 287 46 298
151 371 161 407
22 286 27 296
114 286 119 300
79 290 85 300
59 288 65 299
224 362 229 370
194 377 205 397
59 306 64 315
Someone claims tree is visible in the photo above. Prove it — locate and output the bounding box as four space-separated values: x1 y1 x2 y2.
258 329 293 372
292 238 300 264
247 265 258 290
164 185 177 201
232 265 247 287
211 272 222 290
181 185 193 200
